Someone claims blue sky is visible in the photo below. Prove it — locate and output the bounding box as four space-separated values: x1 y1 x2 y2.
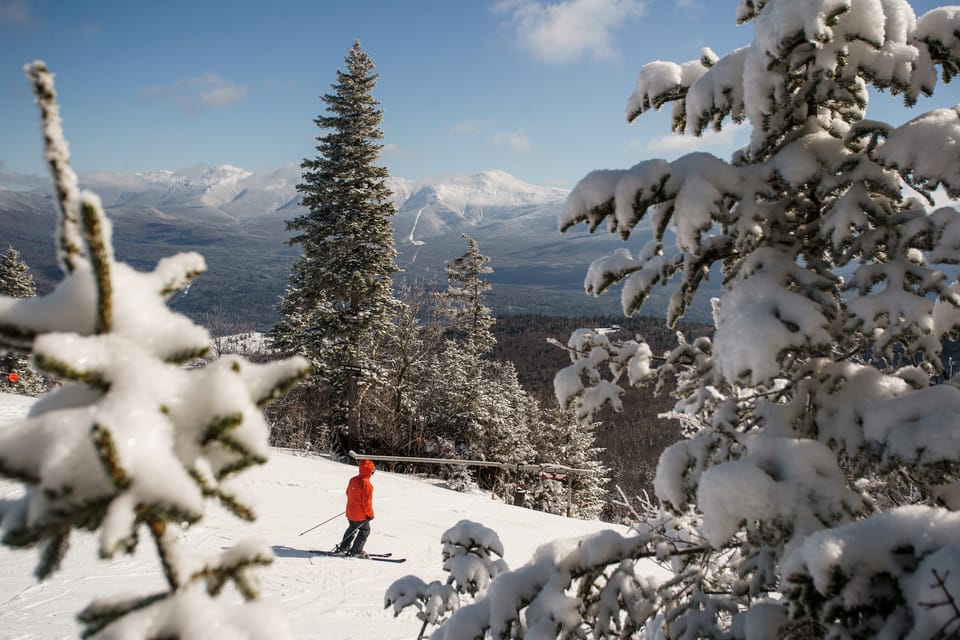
1 0 957 188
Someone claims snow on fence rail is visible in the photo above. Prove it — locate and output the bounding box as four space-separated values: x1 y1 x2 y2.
349 450 596 517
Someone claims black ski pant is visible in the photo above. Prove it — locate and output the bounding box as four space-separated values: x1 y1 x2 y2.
338 518 370 554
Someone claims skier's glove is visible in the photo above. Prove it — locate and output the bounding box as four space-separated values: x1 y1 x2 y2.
367 516 374 521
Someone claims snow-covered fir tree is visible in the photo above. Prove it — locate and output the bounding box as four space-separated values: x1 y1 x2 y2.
428 234 500 458
414 236 609 510
372 281 444 454
435 234 496 357
0 245 45 396
419 236 535 476
525 407 608 520
0 62 308 639
406 2 960 638
271 40 399 454
418 342 537 491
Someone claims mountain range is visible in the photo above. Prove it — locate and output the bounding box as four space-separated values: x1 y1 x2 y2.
0 165 712 329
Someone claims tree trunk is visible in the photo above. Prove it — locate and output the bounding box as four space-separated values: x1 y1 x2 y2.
347 281 361 450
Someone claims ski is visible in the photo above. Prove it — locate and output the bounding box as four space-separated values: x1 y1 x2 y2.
309 549 392 557
309 550 406 563
361 556 406 563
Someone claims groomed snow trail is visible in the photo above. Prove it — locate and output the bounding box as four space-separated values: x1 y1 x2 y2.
0 392 633 639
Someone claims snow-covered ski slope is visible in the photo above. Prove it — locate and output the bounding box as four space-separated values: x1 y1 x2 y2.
0 392 643 639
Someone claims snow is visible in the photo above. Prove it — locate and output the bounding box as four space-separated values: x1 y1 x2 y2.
697 436 862 551
782 505 960 618
211 331 273 356
13 2 960 635
0 392 636 639
24 62 82 273
683 47 748 133
395 169 569 245
862 383 960 468
396 170 569 227
559 168 625 232
419 169 568 210
713 247 834 386
879 106 960 198
129 165 256 208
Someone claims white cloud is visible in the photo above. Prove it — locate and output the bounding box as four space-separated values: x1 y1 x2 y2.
142 73 249 112
489 130 533 153
379 143 402 159
495 0 646 64
674 0 704 16
447 119 487 137
0 0 31 26
445 120 531 153
78 22 101 37
642 122 746 155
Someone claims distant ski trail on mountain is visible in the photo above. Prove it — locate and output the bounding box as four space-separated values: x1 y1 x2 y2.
407 206 427 247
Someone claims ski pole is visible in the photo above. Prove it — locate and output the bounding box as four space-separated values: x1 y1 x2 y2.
298 511 345 536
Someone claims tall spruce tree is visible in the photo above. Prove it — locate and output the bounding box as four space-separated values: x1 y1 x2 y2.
0 245 45 396
273 40 399 453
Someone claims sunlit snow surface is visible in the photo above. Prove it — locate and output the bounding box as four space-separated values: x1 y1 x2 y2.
0 392 648 639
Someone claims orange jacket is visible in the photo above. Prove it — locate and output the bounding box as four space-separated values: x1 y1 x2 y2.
345 459 375 521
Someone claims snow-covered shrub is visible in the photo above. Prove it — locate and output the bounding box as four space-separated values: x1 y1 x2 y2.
385 575 460 639
440 519 509 596
0 62 308 639
442 462 479 493
419 2 960 638
386 519 508 637
430 528 673 639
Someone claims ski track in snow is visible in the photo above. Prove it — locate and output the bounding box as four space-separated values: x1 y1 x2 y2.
0 392 654 639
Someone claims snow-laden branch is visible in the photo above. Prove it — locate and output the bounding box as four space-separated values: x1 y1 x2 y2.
546 1 960 636
0 61 309 639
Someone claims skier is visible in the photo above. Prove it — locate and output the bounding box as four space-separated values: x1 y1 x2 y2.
335 458 375 558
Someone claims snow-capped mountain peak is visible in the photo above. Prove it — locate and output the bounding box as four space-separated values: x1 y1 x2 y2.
388 170 569 249
2 163 570 236
133 164 255 208
0 163 666 321
411 169 567 211
137 164 252 187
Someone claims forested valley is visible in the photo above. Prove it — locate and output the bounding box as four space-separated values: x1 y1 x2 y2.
492 313 711 510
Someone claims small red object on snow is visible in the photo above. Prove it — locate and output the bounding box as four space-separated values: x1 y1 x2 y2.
7 372 18 382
